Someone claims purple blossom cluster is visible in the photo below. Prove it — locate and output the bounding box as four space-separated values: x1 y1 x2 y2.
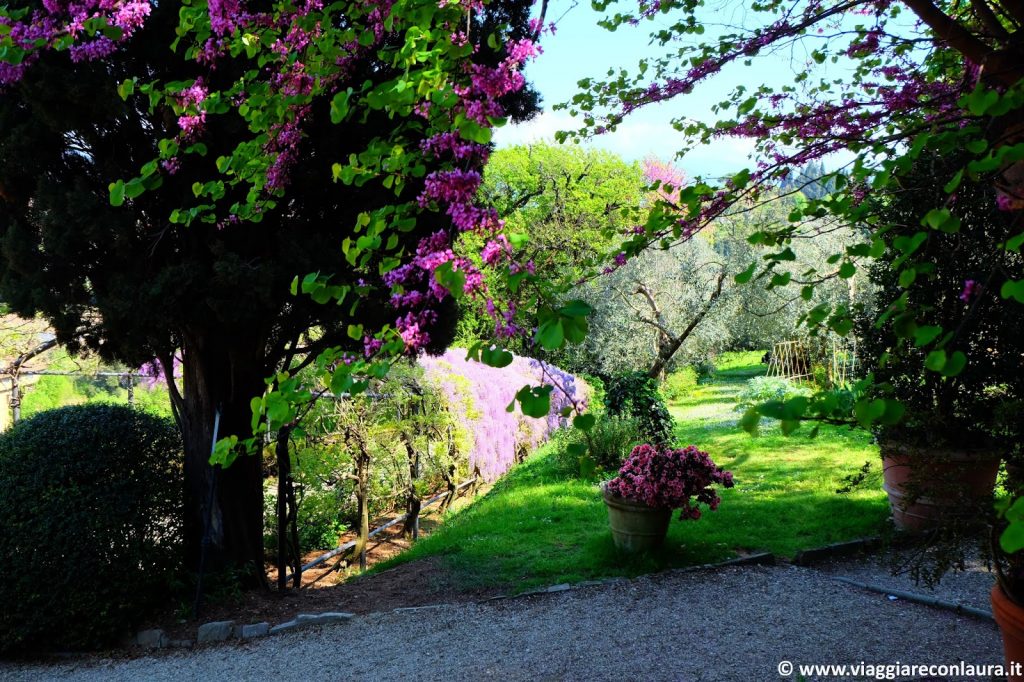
605 444 734 520
1 0 547 360
0 0 151 84
585 0 1024 264
382 35 541 350
420 349 590 481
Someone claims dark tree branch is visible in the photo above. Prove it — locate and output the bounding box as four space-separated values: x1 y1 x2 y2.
970 0 1012 39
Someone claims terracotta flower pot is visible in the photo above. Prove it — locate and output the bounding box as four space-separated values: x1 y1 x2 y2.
602 488 671 553
992 584 1024 681
880 441 1000 531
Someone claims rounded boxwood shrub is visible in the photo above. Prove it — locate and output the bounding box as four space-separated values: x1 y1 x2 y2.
0 404 183 655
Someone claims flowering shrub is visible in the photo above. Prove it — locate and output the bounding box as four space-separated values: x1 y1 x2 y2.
605 444 734 520
420 349 589 481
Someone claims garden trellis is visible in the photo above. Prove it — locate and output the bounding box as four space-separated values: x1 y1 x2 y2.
766 341 812 382
765 338 859 386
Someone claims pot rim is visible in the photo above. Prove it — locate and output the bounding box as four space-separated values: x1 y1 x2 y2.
878 439 1003 462
601 485 671 512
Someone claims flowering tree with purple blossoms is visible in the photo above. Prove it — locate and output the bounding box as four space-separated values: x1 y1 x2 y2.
0 0 574 579
556 0 1024 430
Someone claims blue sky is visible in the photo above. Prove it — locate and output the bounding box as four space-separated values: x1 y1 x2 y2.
493 1 870 178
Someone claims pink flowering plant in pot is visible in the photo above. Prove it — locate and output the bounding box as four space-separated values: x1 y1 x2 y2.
602 443 734 552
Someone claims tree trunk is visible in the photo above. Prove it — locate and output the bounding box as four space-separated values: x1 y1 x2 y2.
402 432 421 540
178 330 269 587
354 450 370 571
276 425 296 591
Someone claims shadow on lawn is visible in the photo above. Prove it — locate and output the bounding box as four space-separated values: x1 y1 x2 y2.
370 352 887 593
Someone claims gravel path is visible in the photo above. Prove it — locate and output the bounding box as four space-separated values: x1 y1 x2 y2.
0 563 1003 682
818 550 997 616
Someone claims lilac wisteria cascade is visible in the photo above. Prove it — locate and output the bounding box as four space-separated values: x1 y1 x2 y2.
420 349 589 481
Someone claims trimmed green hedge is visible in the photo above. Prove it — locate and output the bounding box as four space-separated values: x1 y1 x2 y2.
0 404 183 655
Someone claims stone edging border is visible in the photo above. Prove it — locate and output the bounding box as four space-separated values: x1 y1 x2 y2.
130 552 778 651
132 537 993 652
792 536 884 566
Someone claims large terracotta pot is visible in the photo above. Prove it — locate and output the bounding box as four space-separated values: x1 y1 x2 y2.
992 584 1024 681
602 488 671 552
880 441 1000 531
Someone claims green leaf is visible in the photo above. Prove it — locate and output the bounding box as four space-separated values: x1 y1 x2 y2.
924 350 947 372
515 385 553 418
966 88 999 116
330 368 353 395
434 261 466 299
566 442 587 458
731 168 752 189
330 89 352 124
1007 232 1024 253
943 169 964 193
577 453 597 479
1001 522 1024 554
838 262 856 279
739 407 760 435
940 351 966 377
558 300 594 318
912 325 942 347
250 396 265 432
830 317 853 336
879 399 906 426
1001 280 1024 303
124 178 145 199
508 233 529 248
535 318 565 350
457 117 492 144
853 398 886 427
573 413 596 432
480 345 514 368
737 96 757 115
208 435 240 468
921 207 958 232
117 78 135 100
734 261 756 284
965 139 987 154
109 180 125 207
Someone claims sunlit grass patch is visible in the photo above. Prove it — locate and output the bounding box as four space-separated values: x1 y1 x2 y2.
374 351 888 591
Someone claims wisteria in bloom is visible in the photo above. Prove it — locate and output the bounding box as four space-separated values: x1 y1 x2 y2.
605 444 734 520
137 355 183 389
420 349 590 481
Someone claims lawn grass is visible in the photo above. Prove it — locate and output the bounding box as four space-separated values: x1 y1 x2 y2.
372 352 889 591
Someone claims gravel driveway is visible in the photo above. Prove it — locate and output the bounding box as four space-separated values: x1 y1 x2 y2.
0 563 1003 681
